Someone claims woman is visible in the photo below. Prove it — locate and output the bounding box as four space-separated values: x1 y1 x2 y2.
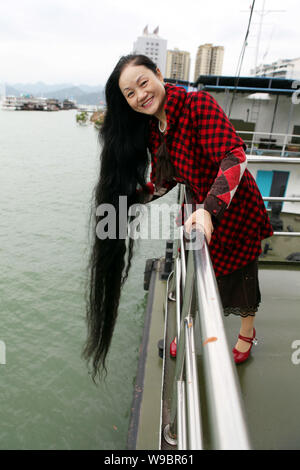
83 54 273 380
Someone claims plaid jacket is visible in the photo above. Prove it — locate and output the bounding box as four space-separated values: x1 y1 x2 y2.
147 84 273 277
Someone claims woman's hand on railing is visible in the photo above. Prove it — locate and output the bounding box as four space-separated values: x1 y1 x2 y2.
184 208 214 245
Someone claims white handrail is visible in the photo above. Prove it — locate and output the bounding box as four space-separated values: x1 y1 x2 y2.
236 130 300 156
247 156 300 163
190 222 251 449
164 186 251 450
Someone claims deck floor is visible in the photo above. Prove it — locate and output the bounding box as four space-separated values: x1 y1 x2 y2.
224 264 300 450
131 260 300 450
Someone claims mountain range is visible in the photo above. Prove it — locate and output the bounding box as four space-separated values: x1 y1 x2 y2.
3 82 106 105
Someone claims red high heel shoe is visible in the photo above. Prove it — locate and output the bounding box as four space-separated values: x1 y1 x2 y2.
170 337 177 358
232 328 257 364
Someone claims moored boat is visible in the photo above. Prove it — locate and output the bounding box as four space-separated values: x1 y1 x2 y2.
1 96 22 110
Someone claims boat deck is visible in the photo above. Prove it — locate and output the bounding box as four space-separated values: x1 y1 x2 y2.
127 254 300 450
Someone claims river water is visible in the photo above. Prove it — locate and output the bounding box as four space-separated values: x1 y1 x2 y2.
0 109 176 450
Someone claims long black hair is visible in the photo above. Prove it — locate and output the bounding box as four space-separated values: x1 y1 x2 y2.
82 54 159 381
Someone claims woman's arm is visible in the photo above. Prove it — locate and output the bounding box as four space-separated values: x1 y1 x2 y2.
185 92 247 241
203 145 247 222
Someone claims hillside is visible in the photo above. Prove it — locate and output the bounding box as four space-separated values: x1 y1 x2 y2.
4 82 105 105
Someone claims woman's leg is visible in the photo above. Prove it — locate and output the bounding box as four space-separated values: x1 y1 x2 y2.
234 315 255 352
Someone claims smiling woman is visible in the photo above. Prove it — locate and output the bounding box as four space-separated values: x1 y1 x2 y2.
83 53 273 381
118 65 166 122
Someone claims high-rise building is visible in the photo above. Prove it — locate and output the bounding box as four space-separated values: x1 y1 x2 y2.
165 48 191 81
133 26 167 75
194 44 224 81
211 46 224 75
194 43 212 79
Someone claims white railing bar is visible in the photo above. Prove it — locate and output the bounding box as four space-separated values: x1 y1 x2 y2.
235 131 300 156
282 134 289 156
236 130 300 138
263 197 300 202
273 232 300 236
160 269 175 450
177 381 187 450
180 225 187 292
192 232 252 449
184 317 203 450
166 187 252 450
185 187 251 450
168 247 201 448
247 156 300 163
189 315 203 448
168 315 186 438
175 257 181 340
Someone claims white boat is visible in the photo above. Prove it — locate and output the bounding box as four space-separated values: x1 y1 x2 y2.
1 96 18 110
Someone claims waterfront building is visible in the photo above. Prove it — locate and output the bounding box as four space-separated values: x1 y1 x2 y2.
1 95 75 111
251 57 300 80
165 48 191 81
133 26 167 75
62 99 77 110
194 44 224 81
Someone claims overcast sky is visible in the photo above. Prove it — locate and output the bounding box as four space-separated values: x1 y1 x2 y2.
0 0 299 86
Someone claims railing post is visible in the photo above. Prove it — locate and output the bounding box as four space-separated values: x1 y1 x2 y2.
281 133 288 156
167 249 202 448
250 131 255 155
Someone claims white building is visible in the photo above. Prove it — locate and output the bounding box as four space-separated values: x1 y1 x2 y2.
251 57 300 80
133 26 167 75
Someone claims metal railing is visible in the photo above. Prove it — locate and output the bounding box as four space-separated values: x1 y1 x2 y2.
247 155 300 237
236 131 300 157
162 156 299 449
163 185 252 450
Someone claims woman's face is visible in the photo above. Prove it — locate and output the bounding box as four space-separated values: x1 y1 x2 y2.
118 64 166 119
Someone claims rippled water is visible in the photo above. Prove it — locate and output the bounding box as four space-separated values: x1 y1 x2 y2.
0 109 175 450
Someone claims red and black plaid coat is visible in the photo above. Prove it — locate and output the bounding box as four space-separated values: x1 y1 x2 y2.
148 84 273 277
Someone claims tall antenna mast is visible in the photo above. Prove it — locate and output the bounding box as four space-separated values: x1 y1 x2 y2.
255 0 286 70
242 0 285 71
